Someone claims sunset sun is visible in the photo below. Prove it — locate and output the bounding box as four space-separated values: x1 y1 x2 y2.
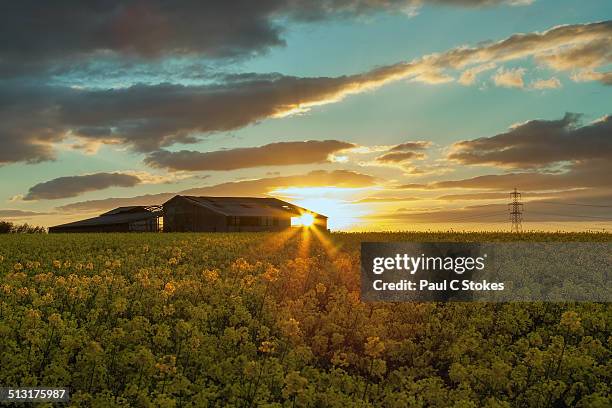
292 213 315 227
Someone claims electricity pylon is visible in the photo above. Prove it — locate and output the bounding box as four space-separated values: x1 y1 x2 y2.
508 188 523 232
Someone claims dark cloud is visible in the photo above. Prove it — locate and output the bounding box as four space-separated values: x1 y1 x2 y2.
0 0 528 76
374 140 431 166
57 169 377 213
448 113 612 168
398 112 612 194
144 140 355 171
1 22 610 164
23 172 142 201
0 76 382 163
375 151 425 163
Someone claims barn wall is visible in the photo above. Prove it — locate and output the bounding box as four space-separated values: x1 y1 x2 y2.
315 216 328 230
129 217 160 232
49 223 130 233
226 216 291 232
163 198 226 232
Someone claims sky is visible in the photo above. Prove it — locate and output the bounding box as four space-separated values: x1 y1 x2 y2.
0 0 611 231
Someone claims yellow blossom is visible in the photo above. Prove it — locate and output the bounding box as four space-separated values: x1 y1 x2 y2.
262 265 280 282
163 281 176 296
332 352 350 367
13 263 23 271
365 336 385 358
242 275 256 288
34 273 52 282
203 269 219 283
560 311 582 333
25 308 42 321
48 313 63 328
259 340 276 354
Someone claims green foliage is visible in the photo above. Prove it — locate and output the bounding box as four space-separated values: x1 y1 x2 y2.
0 231 610 407
0 220 46 233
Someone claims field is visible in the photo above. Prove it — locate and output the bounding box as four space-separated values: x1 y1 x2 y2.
0 231 610 407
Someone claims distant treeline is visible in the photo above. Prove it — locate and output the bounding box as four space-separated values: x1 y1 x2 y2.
0 221 46 233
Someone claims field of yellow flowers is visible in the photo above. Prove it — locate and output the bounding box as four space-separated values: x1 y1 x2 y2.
0 231 610 407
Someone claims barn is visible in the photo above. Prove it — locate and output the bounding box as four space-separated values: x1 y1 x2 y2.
49 206 163 233
162 195 327 232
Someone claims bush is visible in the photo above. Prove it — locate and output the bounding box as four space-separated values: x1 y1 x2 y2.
0 220 46 233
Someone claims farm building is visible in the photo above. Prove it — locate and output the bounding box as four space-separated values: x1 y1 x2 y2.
49 206 163 233
163 195 327 232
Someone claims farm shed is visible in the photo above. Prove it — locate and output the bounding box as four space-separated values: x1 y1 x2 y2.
163 195 327 232
49 206 162 233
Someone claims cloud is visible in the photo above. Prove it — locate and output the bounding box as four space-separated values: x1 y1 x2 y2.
430 21 612 72
370 190 612 224
435 190 568 200
144 140 355 171
375 151 426 163
355 196 421 203
397 159 612 191
409 70 454 84
23 172 142 201
395 112 612 195
0 0 532 76
492 67 525 88
364 140 431 172
389 141 432 151
2 21 611 164
458 62 496 85
571 70 612 85
536 38 612 71
56 169 378 213
530 77 561 89
180 169 377 196
0 209 51 218
448 113 612 168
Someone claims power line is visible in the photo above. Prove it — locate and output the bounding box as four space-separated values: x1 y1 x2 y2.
508 188 523 233
536 201 612 209
528 211 612 221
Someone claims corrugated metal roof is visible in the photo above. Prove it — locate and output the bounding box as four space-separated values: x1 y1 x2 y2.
100 206 148 216
176 196 327 218
51 211 158 229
